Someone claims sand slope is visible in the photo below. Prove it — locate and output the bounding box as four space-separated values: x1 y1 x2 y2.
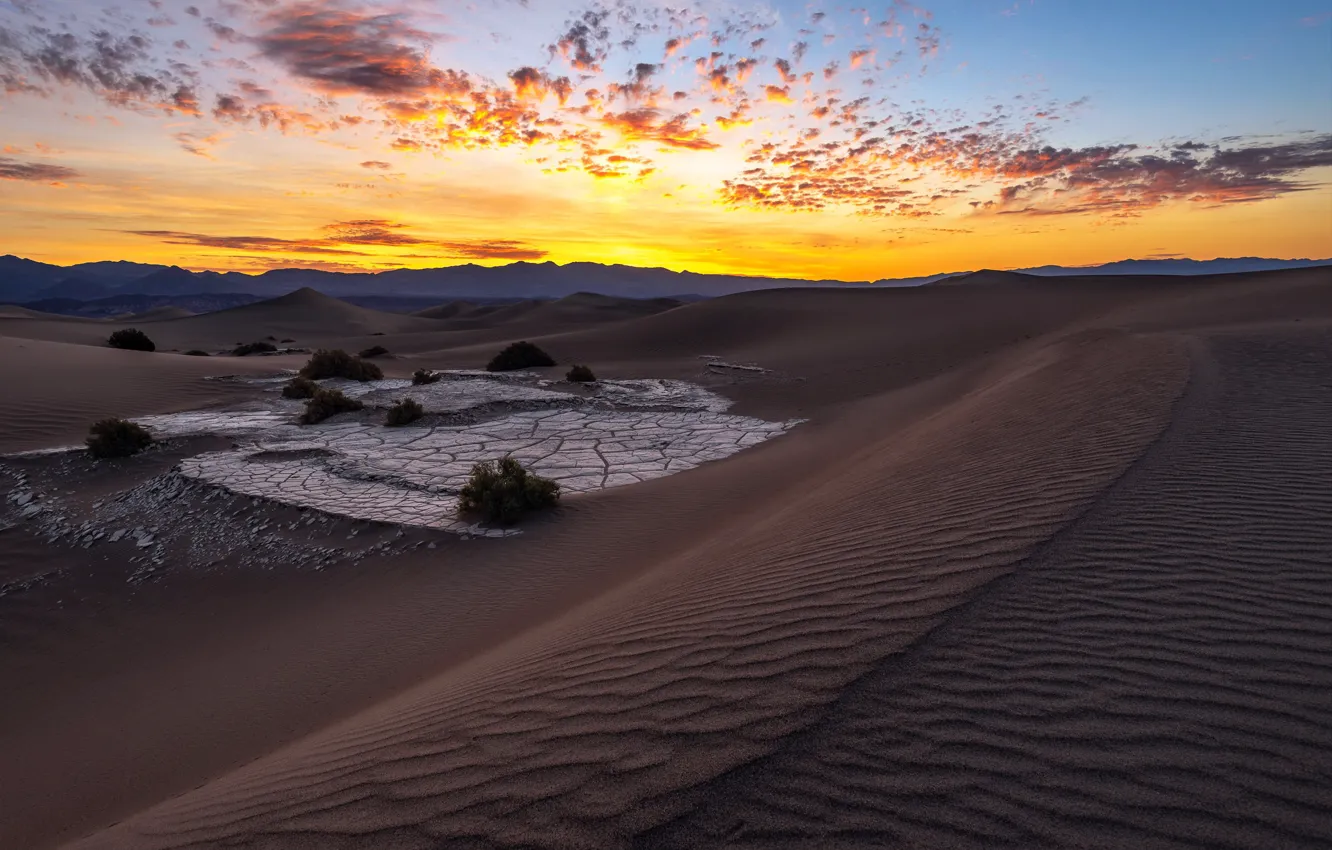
0 336 276 453
644 329 1332 849
66 331 1191 849
0 266 1329 850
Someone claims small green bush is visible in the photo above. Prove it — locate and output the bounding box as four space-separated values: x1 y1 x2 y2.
566 364 596 382
282 376 318 399
233 341 277 356
301 388 364 424
359 345 389 359
107 328 154 352
299 349 383 381
487 340 556 372
412 368 441 385
458 456 560 524
385 397 424 426
182 349 210 356
87 418 154 459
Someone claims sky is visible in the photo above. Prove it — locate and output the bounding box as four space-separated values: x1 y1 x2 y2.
1 0 1330 280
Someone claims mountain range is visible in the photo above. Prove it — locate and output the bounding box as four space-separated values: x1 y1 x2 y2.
2 254 1328 310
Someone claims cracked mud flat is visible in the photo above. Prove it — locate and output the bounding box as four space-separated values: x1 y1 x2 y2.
135 373 800 535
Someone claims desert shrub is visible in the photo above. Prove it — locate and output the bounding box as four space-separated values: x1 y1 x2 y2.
280 338 295 343
412 368 441 385
107 328 154 352
385 397 424 426
486 340 555 372
233 340 278 356
301 388 363 424
458 456 560 524
87 418 154 459
183 349 210 356
359 345 389 359
282 376 318 399
299 349 383 381
566 364 596 383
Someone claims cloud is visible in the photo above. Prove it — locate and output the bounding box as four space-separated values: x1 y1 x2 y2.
0 26 201 115
322 219 426 246
0 156 78 183
981 134 1332 216
437 240 547 260
255 3 449 97
360 160 391 169
552 7 612 72
509 66 574 104
601 108 718 149
124 221 548 262
124 229 369 255
173 130 224 158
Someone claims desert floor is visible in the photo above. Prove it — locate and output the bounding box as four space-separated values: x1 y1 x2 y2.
1 268 1329 849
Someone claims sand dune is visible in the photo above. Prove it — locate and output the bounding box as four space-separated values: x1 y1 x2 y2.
0 266 1329 850
413 293 680 332
63 331 1192 849
122 306 195 321
644 329 1332 849
0 304 79 320
0 337 276 454
0 287 441 353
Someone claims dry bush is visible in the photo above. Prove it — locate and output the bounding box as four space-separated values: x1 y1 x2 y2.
282 376 318 399
301 388 364 424
458 456 560 524
87 418 154 458
233 341 277 356
487 340 555 372
566 364 596 382
412 368 441 385
299 349 383 381
385 397 424 426
107 328 154 352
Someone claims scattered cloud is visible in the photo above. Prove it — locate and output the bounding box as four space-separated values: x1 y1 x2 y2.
602 109 718 149
174 130 224 158
254 4 446 98
0 155 77 183
980 134 1332 217
123 221 548 262
437 240 548 260
0 26 201 115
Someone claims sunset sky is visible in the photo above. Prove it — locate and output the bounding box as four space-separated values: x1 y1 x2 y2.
1 0 1330 280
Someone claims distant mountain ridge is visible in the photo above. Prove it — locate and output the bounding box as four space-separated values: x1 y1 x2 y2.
2 254 1327 305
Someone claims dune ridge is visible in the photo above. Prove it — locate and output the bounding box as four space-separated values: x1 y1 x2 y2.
69 331 1190 849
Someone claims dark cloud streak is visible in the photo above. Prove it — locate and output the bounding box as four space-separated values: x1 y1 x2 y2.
0 155 77 182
